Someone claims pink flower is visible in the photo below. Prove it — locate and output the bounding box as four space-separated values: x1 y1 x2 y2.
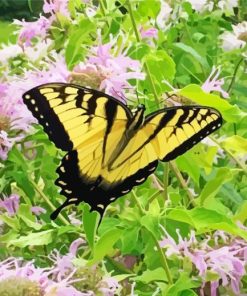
48 238 85 281
13 16 51 47
140 27 158 39
0 194 20 216
43 0 70 18
68 212 82 226
202 66 229 98
159 227 247 295
31 206 47 216
55 286 93 296
0 257 50 290
206 247 245 294
0 82 35 160
72 39 145 103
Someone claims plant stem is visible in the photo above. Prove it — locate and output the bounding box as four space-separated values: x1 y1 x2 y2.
145 190 162 211
29 179 70 225
99 0 107 17
169 161 196 207
132 191 146 215
209 136 247 173
145 227 173 285
227 58 243 94
163 163 169 202
126 0 160 105
181 64 202 83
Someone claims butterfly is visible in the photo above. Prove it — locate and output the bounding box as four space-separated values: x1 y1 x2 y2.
23 83 222 221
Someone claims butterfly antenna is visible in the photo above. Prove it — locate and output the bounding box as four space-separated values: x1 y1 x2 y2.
111 88 128 103
112 87 139 106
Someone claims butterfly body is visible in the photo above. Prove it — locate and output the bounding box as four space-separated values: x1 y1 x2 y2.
23 83 222 220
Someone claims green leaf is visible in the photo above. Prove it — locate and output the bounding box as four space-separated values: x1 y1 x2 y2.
198 167 233 205
10 171 35 198
0 230 18 244
168 207 247 240
57 225 80 235
167 209 195 227
137 0 161 18
18 204 42 230
65 20 95 69
220 135 247 154
133 267 167 284
145 50 176 85
173 43 209 69
88 228 123 265
8 229 55 248
176 144 218 185
179 84 246 122
7 146 28 171
234 200 247 223
178 290 198 296
166 273 200 296
220 183 243 205
83 203 99 250
0 214 20 231
140 215 160 239
121 226 141 254
128 43 150 60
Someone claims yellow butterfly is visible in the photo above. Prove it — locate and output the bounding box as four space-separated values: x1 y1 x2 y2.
23 83 222 220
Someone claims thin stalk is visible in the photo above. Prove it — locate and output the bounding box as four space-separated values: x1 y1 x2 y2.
99 0 107 17
30 179 70 225
181 64 202 83
132 191 146 215
150 174 164 191
210 136 247 173
163 163 169 202
169 161 196 207
227 58 243 94
145 190 162 211
126 0 160 105
145 228 173 285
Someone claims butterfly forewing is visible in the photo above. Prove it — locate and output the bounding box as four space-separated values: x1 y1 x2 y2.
23 83 132 152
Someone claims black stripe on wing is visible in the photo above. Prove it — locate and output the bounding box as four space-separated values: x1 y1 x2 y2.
23 87 73 151
162 116 222 161
145 106 222 162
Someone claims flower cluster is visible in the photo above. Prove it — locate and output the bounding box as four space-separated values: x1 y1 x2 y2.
0 238 120 296
159 226 247 295
0 82 35 160
71 38 145 103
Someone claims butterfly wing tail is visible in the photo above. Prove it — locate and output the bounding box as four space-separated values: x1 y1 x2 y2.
50 198 75 220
